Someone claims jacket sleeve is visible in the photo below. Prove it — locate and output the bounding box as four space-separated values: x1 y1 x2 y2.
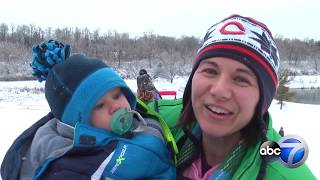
34 119 176 180
35 141 118 180
101 135 176 179
36 135 175 180
0 112 53 180
99 117 176 179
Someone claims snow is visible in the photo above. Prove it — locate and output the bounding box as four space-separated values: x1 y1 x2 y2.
0 76 319 178
289 75 320 89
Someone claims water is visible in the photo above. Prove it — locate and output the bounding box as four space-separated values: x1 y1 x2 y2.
289 88 320 105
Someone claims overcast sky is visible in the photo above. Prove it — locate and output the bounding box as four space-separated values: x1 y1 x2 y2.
1 0 319 40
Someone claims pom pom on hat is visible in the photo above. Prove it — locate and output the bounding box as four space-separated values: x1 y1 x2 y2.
31 39 70 82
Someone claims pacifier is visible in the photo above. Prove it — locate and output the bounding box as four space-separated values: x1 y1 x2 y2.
110 108 147 136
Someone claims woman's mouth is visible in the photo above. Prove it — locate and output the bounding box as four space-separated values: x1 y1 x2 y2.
205 105 233 120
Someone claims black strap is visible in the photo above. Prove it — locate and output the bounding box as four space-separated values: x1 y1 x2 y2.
154 99 159 112
176 128 201 173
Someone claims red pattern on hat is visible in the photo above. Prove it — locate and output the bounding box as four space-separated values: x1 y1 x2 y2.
195 44 278 88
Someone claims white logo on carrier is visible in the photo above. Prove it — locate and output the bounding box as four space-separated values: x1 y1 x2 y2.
111 144 127 174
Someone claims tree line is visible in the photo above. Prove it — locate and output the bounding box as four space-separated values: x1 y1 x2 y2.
0 23 319 81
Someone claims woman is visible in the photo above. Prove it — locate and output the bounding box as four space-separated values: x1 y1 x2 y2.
165 15 315 179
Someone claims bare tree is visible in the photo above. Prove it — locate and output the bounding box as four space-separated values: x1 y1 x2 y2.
1 22 320 81
141 31 157 68
177 36 199 64
110 31 130 68
0 23 9 41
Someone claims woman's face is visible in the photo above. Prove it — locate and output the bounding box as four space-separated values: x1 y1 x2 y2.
191 57 260 138
91 87 131 130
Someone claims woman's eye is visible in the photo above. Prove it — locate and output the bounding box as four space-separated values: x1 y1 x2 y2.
234 76 251 86
203 68 218 75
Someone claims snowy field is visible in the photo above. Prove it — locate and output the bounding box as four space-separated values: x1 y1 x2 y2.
0 76 319 178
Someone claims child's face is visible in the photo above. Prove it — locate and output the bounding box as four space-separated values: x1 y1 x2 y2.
91 87 131 130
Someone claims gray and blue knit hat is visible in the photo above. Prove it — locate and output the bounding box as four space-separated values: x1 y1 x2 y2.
31 40 136 127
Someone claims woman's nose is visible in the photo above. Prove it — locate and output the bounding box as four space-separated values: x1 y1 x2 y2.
209 76 232 101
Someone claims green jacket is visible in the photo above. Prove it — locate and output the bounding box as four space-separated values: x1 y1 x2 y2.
147 99 316 180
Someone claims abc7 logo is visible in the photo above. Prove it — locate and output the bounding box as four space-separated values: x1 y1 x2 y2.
259 135 309 168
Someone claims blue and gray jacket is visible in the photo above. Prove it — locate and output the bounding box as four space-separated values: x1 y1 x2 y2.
1 113 175 180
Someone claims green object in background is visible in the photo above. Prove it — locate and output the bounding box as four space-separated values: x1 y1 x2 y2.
111 108 134 135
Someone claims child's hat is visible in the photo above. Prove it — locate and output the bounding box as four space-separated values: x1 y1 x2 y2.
31 40 136 127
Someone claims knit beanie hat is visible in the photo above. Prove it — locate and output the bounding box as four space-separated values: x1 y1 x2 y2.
31 40 136 127
183 15 280 118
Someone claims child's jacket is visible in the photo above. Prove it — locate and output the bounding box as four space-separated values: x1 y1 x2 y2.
1 113 175 180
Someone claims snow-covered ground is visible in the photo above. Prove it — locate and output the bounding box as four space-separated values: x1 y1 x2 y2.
0 76 319 178
289 75 320 89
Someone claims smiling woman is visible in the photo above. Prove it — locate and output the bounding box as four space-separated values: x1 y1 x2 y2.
154 14 316 180
191 57 260 139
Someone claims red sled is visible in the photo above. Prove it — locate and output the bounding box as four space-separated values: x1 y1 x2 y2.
159 90 177 100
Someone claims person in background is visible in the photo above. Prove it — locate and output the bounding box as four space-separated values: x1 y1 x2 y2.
279 126 284 137
137 69 161 104
0 40 175 180
156 15 315 179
